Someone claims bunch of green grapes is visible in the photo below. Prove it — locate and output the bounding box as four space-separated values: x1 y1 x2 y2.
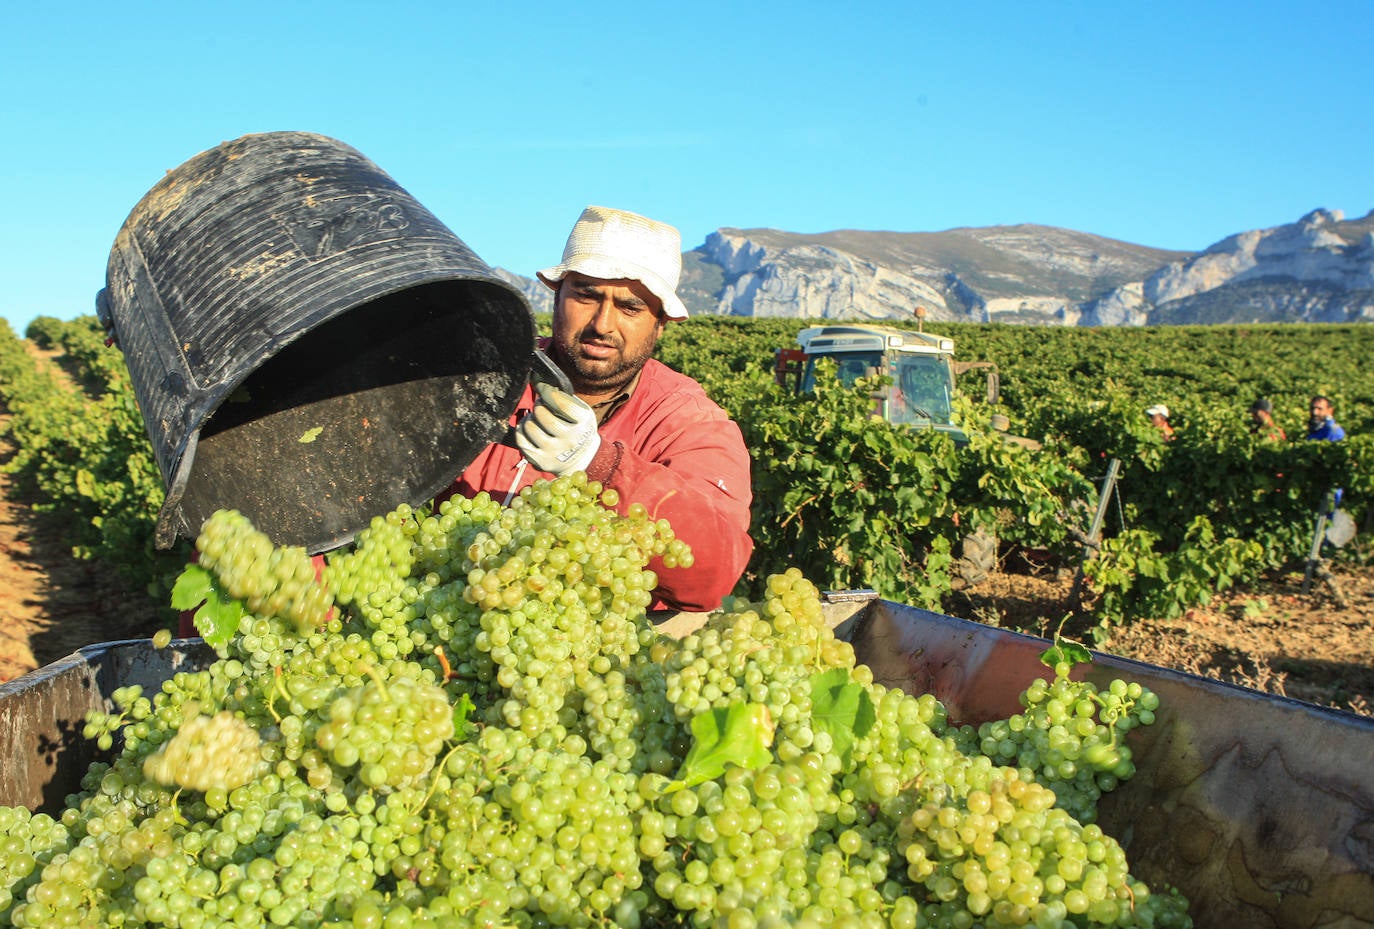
81 684 150 751
415 725 647 922
78 649 261 779
372 476 675 738
141 707 264 793
326 504 419 621
896 764 1153 927
629 570 1190 929
0 807 69 920
3 802 182 928
973 664 1160 823
196 508 333 632
311 669 454 791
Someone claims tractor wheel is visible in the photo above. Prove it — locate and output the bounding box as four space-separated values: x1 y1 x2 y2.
955 529 997 589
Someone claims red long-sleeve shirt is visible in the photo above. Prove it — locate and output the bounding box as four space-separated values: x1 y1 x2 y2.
445 358 753 612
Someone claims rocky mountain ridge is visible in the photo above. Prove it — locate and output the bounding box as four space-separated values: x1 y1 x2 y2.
497 208 1374 326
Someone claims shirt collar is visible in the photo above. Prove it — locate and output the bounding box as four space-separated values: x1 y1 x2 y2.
588 367 645 424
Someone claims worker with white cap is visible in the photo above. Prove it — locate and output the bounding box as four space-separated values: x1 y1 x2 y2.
1144 403 1175 441
442 206 753 612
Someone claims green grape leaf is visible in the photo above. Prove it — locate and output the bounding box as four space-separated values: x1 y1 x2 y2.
810 668 875 765
75 468 96 497
169 564 212 612
298 426 324 444
451 692 476 741
1040 639 1092 670
669 702 775 791
170 563 244 649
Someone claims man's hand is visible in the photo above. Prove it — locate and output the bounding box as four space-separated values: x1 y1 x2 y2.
515 383 601 476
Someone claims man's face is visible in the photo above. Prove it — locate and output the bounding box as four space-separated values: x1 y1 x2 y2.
1311 398 1332 420
551 273 666 395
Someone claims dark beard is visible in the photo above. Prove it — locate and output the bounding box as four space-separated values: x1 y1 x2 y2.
555 334 658 395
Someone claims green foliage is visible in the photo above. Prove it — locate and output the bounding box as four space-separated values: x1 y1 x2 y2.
663 317 1372 629
733 363 961 608
949 400 1096 552
0 316 185 618
809 667 876 766
1083 516 1265 634
450 691 476 741
724 358 1096 610
1040 637 1093 672
169 563 243 649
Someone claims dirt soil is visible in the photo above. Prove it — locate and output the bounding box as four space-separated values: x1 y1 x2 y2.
0 436 163 683
2 426 1372 717
945 550 1374 718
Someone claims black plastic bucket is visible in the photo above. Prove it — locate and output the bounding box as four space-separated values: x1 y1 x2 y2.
98 131 536 553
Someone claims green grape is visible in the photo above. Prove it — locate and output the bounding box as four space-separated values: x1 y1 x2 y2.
197 509 334 633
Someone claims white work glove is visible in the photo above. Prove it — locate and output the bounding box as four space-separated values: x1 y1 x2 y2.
515 383 601 476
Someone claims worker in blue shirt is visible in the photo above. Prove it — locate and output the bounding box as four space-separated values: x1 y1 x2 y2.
1306 396 1346 441
1305 395 1346 522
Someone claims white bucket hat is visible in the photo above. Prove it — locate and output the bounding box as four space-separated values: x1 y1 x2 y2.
537 205 689 319
1145 404 1170 418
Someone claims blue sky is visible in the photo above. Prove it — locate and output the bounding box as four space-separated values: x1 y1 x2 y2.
3 1 1370 334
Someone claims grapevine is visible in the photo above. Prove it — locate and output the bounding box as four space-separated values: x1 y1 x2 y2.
0 474 1189 928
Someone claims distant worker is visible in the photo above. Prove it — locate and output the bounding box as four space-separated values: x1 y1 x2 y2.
1249 397 1286 441
1304 395 1347 549
1144 404 1175 441
1306 396 1346 442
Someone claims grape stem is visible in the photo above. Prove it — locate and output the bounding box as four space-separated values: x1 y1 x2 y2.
1088 691 1134 749
434 646 455 681
781 493 820 529
413 743 473 814
358 663 391 702
267 667 286 723
648 488 680 522
170 788 189 826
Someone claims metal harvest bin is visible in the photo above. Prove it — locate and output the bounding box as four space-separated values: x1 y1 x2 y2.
3 598 1373 929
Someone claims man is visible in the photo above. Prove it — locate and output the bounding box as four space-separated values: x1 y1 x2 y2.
1306 396 1346 441
1303 395 1349 576
1249 397 1286 440
1144 404 1175 441
444 206 753 612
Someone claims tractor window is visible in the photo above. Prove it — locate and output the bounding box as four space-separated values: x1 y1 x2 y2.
801 352 882 392
836 356 878 385
889 355 953 426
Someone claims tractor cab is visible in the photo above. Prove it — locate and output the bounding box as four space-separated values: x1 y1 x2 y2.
776 325 1000 444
